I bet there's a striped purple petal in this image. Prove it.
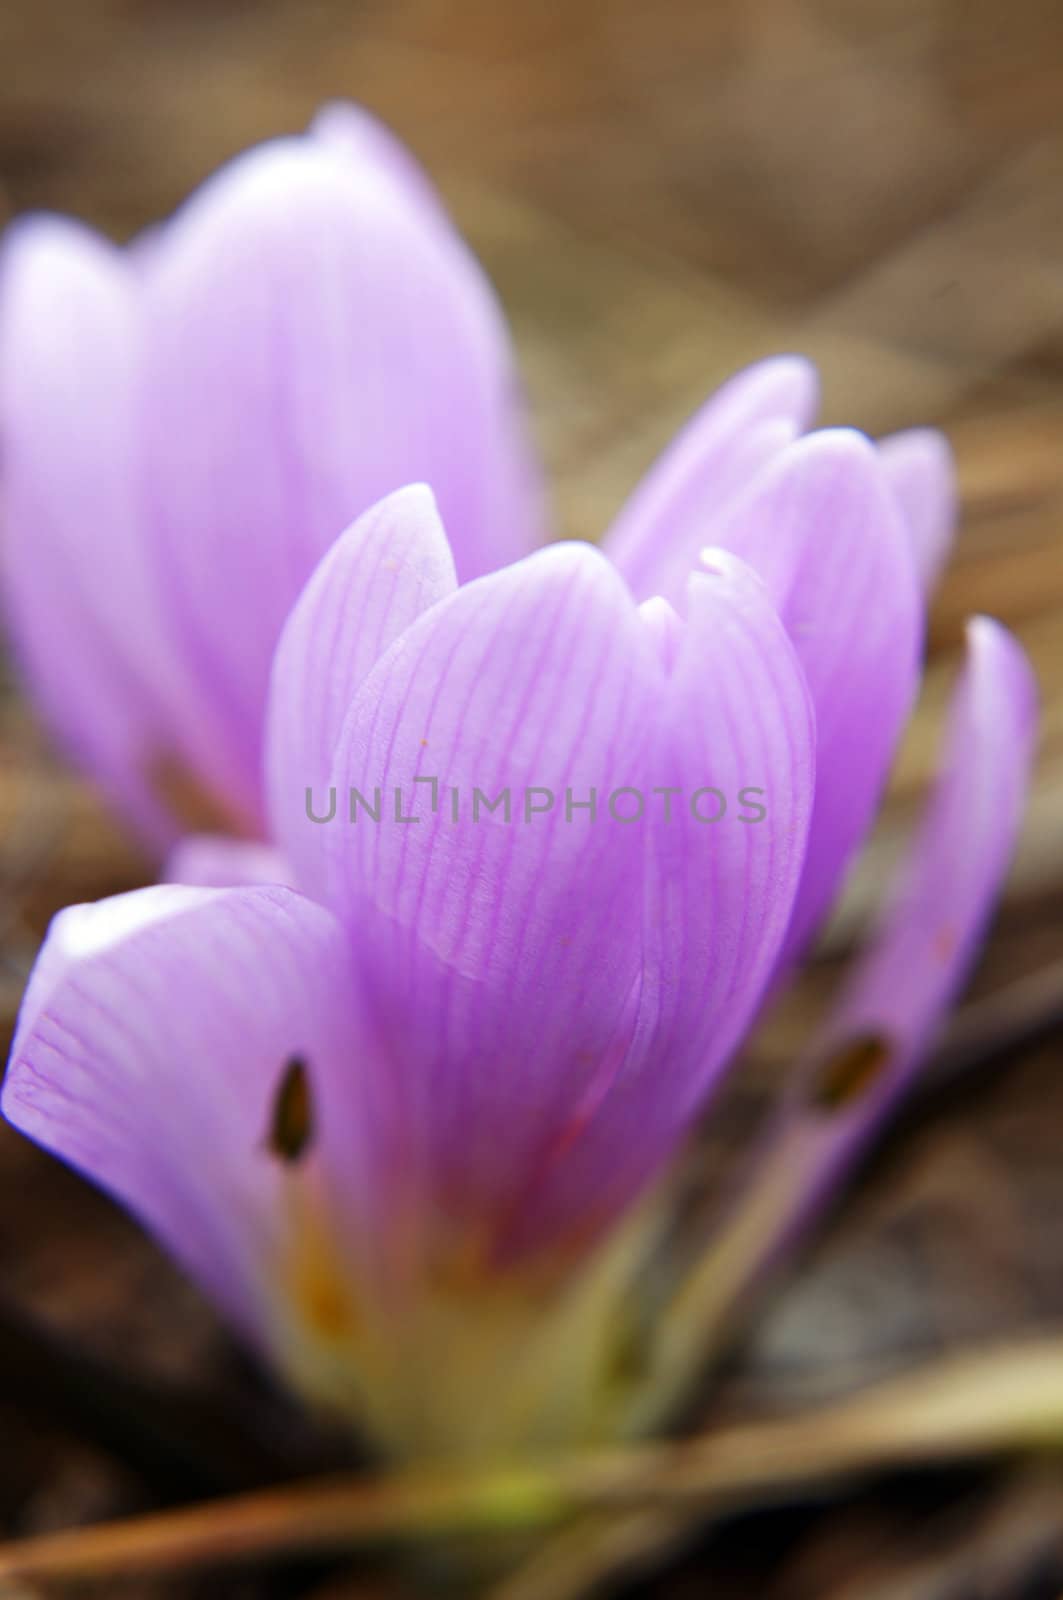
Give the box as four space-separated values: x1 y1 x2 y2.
603 354 820 607
762 617 1038 1262
2 885 368 1343
308 542 814 1264
706 430 923 968
266 484 457 900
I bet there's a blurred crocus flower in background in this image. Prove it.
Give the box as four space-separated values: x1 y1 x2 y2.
0 103 541 850
2 373 1037 1456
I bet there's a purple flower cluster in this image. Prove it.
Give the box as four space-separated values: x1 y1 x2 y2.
0 105 1037 1454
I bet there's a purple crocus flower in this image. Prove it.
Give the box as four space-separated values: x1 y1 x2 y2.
0 103 541 851
2 387 1036 1454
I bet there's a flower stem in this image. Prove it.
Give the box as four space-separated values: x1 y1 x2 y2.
4 1340 1063 1586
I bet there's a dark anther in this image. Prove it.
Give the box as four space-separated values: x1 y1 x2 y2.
809 1032 892 1112
268 1056 314 1162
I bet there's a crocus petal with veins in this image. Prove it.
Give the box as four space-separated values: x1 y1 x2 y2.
142 137 539 825
761 616 1037 1300
269 540 815 1265
3 885 369 1343
312 541 663 1259
608 392 926 965
492 552 817 1260
604 354 820 605
0 106 540 847
605 366 952 618
704 429 922 967
266 484 457 901
633 615 1038 1426
797 615 1037 1152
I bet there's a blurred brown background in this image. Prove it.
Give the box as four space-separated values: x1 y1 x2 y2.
1 2 1063 1596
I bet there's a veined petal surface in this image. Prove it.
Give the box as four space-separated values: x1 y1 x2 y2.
317 542 658 1256
3 885 368 1341
776 617 1037 1240
312 543 814 1264
707 430 922 968
502 554 816 1259
141 137 540 819
267 484 457 899
604 354 820 606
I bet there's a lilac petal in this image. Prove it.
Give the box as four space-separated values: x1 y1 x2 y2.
3 885 366 1341
818 617 1037 1094
309 101 453 231
640 556 817 1093
878 427 957 596
765 617 1037 1260
708 430 923 968
267 485 457 899
141 136 541 821
603 355 820 607
0 218 183 848
321 542 661 1250
322 544 814 1264
636 622 1036 1412
502 554 817 1260
165 835 294 890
